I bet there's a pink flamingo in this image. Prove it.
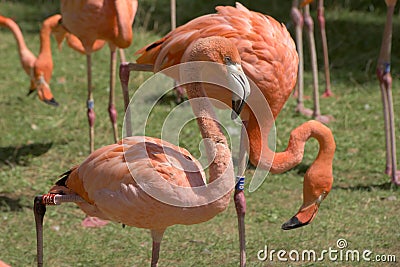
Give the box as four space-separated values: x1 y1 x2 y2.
59 0 138 153
0 15 56 104
122 3 336 266
34 36 250 267
377 0 399 184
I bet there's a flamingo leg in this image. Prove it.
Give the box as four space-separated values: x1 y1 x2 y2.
377 0 399 185
119 48 127 63
34 196 46 267
119 63 133 137
86 54 95 153
234 121 248 267
108 46 119 143
34 194 85 267
304 5 321 119
119 63 154 137
150 229 165 267
292 1 312 117
317 0 333 97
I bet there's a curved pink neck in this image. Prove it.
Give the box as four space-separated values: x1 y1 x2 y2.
247 113 335 175
186 82 232 183
1 17 29 54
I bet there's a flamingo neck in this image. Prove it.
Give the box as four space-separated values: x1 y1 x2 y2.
2 18 30 59
186 82 232 184
38 25 53 59
113 0 137 48
247 113 335 174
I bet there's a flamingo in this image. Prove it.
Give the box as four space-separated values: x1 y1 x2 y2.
0 14 105 107
377 0 399 185
32 13 107 108
291 0 333 123
59 0 138 153
123 3 336 266
34 36 250 267
0 15 56 105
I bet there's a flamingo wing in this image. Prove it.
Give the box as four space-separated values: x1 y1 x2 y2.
56 136 208 228
135 3 298 118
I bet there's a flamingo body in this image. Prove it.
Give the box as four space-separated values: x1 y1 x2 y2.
136 3 298 120
53 136 230 230
60 0 137 52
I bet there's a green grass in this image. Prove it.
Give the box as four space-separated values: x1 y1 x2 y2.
1 1 400 267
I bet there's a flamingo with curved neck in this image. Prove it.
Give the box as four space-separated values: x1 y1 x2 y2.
132 4 336 265
34 36 250 267
0 15 37 96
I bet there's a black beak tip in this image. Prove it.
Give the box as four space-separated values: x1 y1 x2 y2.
45 98 59 107
231 110 238 120
281 216 309 230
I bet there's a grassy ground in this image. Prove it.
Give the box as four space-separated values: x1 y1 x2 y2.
1 1 399 267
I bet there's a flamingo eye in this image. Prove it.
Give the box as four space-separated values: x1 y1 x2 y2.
224 56 232 64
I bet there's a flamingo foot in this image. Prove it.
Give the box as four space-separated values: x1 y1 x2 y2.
295 105 314 118
322 89 333 98
384 167 400 185
314 114 335 124
81 216 109 228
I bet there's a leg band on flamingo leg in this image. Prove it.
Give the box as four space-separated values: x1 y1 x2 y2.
235 176 245 191
384 62 391 74
87 100 95 127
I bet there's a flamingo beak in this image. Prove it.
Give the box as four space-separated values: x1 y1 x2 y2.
281 191 327 230
44 98 59 106
27 80 37 96
36 75 59 107
231 98 245 120
227 64 250 120
27 88 35 96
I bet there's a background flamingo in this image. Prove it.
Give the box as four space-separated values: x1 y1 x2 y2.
33 14 107 109
121 3 336 266
0 15 40 101
34 36 249 267
0 14 104 107
377 0 399 185
59 0 138 153
291 0 333 123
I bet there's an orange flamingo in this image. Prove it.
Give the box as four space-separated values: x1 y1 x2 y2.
291 0 333 123
0 15 56 104
0 14 104 106
33 14 107 108
59 0 138 152
34 36 250 267
377 0 399 184
125 3 336 266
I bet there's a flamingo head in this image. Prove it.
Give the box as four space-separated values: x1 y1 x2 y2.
282 160 333 230
182 36 250 119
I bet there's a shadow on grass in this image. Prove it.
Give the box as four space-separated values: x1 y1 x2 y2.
0 195 27 212
0 142 53 167
333 182 398 191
